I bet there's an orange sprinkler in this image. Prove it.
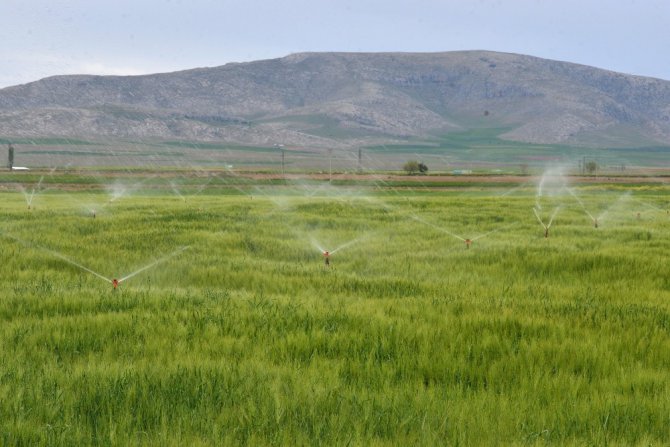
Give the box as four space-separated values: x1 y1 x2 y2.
323 251 330 266
112 278 119 290
465 239 472 249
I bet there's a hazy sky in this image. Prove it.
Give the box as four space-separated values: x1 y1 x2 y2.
1 0 668 88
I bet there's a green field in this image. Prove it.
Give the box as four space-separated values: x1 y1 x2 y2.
5 126 670 173
365 128 670 169
1 174 670 445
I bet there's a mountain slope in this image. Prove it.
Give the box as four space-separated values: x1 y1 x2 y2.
0 51 669 148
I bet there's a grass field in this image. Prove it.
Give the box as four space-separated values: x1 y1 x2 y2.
365 128 670 169
0 173 669 445
5 126 670 173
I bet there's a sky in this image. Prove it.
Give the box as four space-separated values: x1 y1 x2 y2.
1 0 668 88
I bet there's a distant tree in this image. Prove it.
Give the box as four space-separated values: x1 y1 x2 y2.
418 162 428 174
7 144 14 170
585 160 597 174
403 160 420 175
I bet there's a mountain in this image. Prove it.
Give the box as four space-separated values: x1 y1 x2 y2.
1 50 669 149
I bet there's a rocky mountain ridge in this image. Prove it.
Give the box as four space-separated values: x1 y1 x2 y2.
1 50 669 148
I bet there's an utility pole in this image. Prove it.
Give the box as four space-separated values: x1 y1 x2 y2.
275 143 285 176
328 148 332 183
8 144 14 170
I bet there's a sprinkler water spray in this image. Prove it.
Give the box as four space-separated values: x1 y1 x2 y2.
0 231 189 290
170 181 187 202
409 214 466 243
499 181 530 197
567 187 596 222
462 223 516 248
16 176 46 210
591 191 632 227
1 231 114 284
116 246 190 285
632 198 670 220
105 176 154 205
330 237 366 255
568 187 633 229
409 211 518 249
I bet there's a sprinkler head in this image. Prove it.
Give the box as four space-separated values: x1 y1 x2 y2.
594 219 598 228
465 239 472 248
544 228 549 238
112 279 119 289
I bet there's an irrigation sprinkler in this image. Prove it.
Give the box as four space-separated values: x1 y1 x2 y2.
310 235 367 266
533 206 560 238
464 239 472 249
593 218 598 229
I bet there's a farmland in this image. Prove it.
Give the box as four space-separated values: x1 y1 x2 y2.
0 170 669 445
